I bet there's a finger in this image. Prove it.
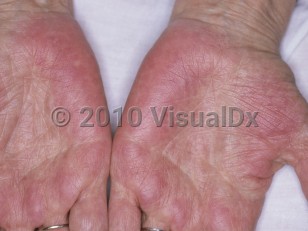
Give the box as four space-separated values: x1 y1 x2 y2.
109 183 141 231
139 181 194 231
69 174 108 231
142 212 170 231
39 214 69 230
37 223 69 231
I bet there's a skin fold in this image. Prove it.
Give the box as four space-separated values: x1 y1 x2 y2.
109 1 308 230
0 1 111 230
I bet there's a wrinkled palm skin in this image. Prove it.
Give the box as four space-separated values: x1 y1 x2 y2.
110 19 308 231
0 12 111 231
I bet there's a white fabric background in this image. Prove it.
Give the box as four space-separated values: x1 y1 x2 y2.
73 0 308 230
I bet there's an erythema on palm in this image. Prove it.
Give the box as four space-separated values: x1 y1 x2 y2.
0 5 111 231
109 18 308 231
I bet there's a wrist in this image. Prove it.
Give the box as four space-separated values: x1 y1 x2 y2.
0 0 72 16
171 0 296 53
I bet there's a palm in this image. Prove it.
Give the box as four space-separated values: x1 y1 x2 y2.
0 12 111 230
110 19 308 231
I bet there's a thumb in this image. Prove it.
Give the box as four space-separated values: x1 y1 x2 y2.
290 125 308 199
